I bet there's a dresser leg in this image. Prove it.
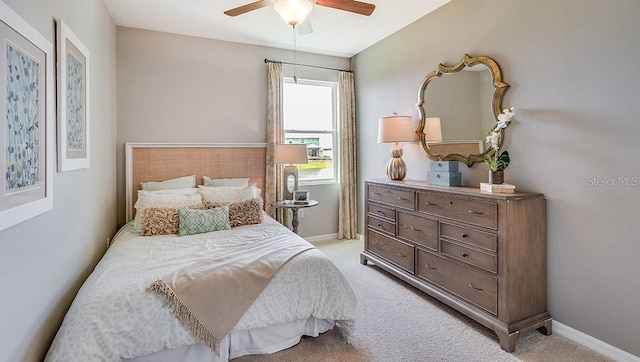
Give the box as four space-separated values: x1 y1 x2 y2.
496 329 519 353
537 317 553 336
360 253 368 265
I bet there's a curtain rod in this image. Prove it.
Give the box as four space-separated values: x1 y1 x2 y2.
264 58 352 73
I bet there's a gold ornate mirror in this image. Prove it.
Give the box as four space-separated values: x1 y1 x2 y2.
416 54 509 166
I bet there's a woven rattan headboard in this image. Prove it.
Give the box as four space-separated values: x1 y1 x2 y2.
125 143 267 222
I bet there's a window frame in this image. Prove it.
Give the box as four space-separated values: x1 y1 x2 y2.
282 77 339 185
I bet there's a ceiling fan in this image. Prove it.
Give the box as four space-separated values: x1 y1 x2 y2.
224 0 376 24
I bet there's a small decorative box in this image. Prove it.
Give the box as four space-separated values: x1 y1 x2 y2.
429 161 459 172
427 171 462 186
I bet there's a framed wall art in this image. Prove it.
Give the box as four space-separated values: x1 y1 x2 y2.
0 0 55 231
57 19 90 171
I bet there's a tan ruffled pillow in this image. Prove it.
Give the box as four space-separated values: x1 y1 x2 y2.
206 198 263 227
139 205 206 236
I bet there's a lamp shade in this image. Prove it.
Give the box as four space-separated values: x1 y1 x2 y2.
274 144 308 165
378 114 415 143
423 117 443 142
274 0 313 26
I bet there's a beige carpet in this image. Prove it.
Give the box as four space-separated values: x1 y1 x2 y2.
234 239 612 362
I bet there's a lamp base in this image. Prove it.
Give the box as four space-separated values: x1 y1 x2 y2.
282 165 299 200
386 144 407 180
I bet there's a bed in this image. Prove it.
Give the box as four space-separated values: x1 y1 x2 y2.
45 143 357 362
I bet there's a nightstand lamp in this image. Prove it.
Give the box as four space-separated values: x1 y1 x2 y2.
274 143 308 200
378 113 415 180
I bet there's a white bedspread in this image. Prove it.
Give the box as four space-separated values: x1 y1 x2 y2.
45 217 356 361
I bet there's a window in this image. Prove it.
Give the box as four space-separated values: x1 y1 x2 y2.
283 78 338 184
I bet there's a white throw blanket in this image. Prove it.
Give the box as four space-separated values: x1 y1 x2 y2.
46 217 356 361
147 237 314 354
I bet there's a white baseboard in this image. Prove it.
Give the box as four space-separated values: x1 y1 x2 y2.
553 320 639 361
304 233 338 243
304 233 364 243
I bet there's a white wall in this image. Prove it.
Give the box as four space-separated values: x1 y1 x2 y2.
116 27 350 238
353 0 640 357
0 0 117 361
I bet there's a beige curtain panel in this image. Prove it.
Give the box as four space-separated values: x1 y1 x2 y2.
338 71 357 239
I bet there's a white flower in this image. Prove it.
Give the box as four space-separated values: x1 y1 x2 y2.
496 107 514 129
486 131 500 151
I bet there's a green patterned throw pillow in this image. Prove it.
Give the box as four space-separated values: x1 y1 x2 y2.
178 206 230 236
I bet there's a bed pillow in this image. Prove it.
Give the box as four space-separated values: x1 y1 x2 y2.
206 197 264 227
140 175 196 191
133 190 203 232
178 206 231 236
198 184 261 204
139 205 206 236
202 176 250 187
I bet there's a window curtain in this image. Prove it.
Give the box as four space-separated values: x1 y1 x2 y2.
265 61 287 223
338 71 357 239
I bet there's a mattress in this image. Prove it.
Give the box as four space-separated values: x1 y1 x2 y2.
45 216 356 361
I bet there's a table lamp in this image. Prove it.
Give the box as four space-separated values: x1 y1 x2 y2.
378 113 415 180
274 143 308 200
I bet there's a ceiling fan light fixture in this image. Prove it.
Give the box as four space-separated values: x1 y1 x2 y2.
274 0 313 26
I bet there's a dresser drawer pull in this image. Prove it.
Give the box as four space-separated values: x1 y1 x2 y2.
424 201 438 206
424 263 437 270
377 223 383 227
462 253 469 258
461 233 469 238
468 209 485 215
376 210 386 215
409 226 421 232
398 197 410 201
468 283 484 291
397 252 408 258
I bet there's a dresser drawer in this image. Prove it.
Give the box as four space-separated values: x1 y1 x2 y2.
441 240 497 273
417 192 497 229
416 249 497 315
368 185 415 210
367 215 395 236
440 223 497 252
397 212 437 250
367 230 414 273
367 202 396 222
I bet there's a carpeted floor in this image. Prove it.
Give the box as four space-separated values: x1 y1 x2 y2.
234 239 612 362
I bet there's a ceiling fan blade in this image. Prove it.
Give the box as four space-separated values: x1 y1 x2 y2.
297 17 313 35
224 0 275 17
315 0 375 16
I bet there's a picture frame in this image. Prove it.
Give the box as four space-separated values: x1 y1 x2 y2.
57 19 90 171
293 190 309 204
0 1 55 231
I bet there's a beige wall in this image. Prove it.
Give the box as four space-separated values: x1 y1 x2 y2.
0 0 117 361
116 27 350 238
353 0 640 357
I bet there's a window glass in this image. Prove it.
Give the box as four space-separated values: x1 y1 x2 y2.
283 79 338 183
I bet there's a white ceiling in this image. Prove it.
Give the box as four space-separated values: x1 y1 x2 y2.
103 0 451 58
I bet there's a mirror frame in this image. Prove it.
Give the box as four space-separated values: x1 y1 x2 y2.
416 54 509 166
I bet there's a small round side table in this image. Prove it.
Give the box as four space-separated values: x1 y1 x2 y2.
271 200 318 234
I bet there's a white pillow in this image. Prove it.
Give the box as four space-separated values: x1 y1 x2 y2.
198 184 261 204
133 189 203 232
202 176 250 187
140 175 196 191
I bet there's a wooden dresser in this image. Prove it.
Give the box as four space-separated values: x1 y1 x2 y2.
361 179 551 352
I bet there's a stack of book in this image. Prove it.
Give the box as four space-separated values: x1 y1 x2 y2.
480 182 516 194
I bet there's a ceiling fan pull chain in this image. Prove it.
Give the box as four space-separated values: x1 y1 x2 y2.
293 24 298 83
